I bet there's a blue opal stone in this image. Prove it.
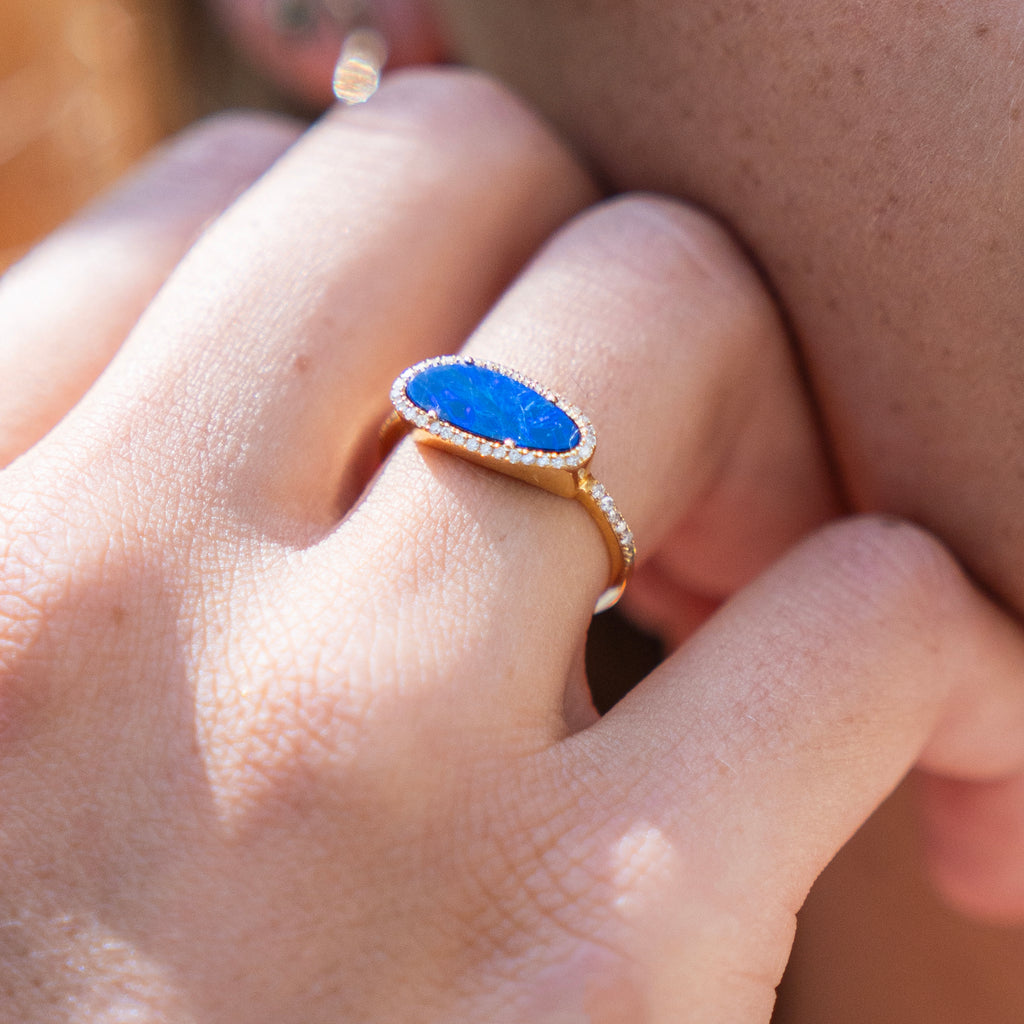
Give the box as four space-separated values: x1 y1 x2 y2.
406 362 581 452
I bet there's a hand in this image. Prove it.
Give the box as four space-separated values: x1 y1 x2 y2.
3 69 1024 1022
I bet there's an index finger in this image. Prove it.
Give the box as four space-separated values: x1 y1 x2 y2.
0 114 301 467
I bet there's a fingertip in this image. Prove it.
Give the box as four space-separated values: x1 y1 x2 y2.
919 772 1024 926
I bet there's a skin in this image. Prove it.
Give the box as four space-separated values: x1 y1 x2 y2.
422 2 1024 1019
431 0 1024 611
431 0 1024 613
0 66 1019 1021
206 0 447 105
1 2 1023 1020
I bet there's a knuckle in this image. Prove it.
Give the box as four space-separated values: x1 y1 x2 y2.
808 514 967 629
467 775 773 1012
564 195 780 353
373 65 543 135
167 110 303 171
330 66 588 185
583 195 769 304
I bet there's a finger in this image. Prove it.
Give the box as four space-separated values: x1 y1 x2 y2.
0 113 300 468
569 517 1024 1012
341 194 836 724
918 769 1024 923
40 68 596 536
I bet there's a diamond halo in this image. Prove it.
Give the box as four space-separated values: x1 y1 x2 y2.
390 355 598 471
387 355 633 612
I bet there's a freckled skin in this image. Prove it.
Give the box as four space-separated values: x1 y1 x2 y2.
434 0 1024 617
431 3 1024 1021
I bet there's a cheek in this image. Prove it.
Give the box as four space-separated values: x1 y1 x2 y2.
434 0 1024 616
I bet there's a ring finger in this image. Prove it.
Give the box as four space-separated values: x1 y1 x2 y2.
327 193 839 733
25 69 597 545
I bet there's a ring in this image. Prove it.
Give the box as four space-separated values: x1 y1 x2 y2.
381 356 635 613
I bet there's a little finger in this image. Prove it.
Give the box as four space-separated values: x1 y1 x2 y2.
560 517 1024 1018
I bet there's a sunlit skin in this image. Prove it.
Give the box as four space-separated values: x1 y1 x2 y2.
434 0 1024 613
428 2 1024 1020
2 1 1024 1020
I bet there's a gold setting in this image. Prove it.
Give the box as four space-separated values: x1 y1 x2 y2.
383 356 635 613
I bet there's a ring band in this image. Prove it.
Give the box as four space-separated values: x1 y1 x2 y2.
381 356 635 613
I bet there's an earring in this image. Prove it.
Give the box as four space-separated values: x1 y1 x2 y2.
332 25 388 104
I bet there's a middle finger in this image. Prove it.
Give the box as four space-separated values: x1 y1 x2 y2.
30 69 595 540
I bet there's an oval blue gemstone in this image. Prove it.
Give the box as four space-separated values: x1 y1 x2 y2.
406 362 581 452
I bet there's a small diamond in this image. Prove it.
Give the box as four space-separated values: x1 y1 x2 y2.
521 453 536 466
537 455 550 467
508 450 523 464
466 438 480 452
428 421 442 435
441 426 453 440
600 496 616 513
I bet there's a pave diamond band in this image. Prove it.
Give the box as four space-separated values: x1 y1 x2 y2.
382 356 635 613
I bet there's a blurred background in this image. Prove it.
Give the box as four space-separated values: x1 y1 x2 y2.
0 0 291 270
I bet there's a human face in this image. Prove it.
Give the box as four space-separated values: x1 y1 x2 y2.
434 0 1024 615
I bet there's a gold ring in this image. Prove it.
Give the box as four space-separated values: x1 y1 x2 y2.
381 356 635 613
